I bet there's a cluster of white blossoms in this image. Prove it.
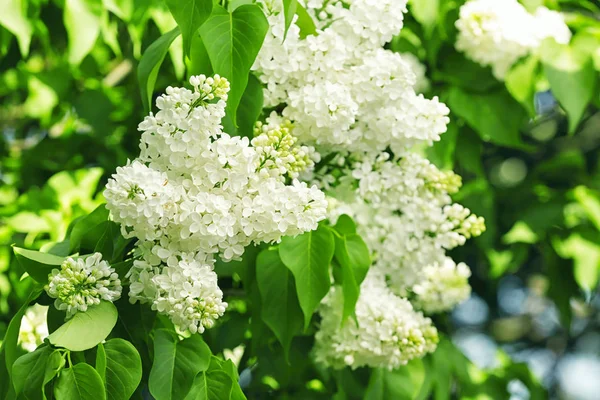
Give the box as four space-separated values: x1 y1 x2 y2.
254 0 484 370
18 304 48 352
314 273 439 369
399 52 430 94
455 0 571 79
45 253 122 318
253 0 450 155
105 75 327 333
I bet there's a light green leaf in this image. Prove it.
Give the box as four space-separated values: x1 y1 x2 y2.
138 27 181 114
295 2 317 38
256 248 304 360
0 0 32 56
447 86 530 149
282 0 297 39
541 39 597 134
48 301 118 352
166 0 212 56
103 0 133 21
64 0 103 65
149 330 212 400
13 247 66 284
279 225 335 330
103 339 142 400
573 186 600 231
7 212 51 233
505 56 539 116
332 215 356 236
553 234 600 291
199 4 268 124
503 221 539 245
409 0 439 33
13 346 64 400
333 233 370 322
54 363 106 400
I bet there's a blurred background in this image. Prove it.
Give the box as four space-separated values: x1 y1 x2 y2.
1 0 600 399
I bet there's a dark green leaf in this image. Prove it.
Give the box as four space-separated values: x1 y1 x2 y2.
69 204 110 254
103 339 143 400
2 285 43 378
256 248 304 360
138 27 181 114
447 86 530 149
279 225 335 330
54 363 106 400
166 0 212 56
333 233 370 321
13 346 64 400
13 247 65 284
148 330 212 400
236 73 263 137
199 4 268 124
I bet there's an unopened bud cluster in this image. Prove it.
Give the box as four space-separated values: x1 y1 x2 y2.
45 253 122 318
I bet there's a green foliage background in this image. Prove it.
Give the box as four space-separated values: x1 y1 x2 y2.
1 0 600 398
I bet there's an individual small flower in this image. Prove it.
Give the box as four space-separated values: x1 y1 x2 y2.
46 253 122 318
314 273 439 370
18 304 49 352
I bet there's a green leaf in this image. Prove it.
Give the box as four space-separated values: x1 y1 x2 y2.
102 339 143 400
553 234 600 291
0 0 32 56
93 222 118 261
573 186 600 231
409 0 439 33
505 56 539 116
365 359 426 400
185 370 232 400
13 346 64 399
69 204 110 254
279 225 335 330
541 39 597 133
1 286 43 378
138 27 181 114
447 86 530 149
332 215 356 236
333 233 370 322
96 343 107 382
48 301 118 352
295 2 317 38
149 330 212 400
282 0 298 39
166 0 212 56
256 248 304 360
236 73 263 137
64 0 103 65
427 120 458 170
13 247 66 284
199 4 268 124
54 363 106 400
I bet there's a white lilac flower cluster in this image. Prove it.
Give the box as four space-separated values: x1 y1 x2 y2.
455 0 571 79
18 304 49 352
314 272 439 370
45 253 122 318
104 75 327 334
254 0 484 370
399 52 430 94
253 0 450 155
